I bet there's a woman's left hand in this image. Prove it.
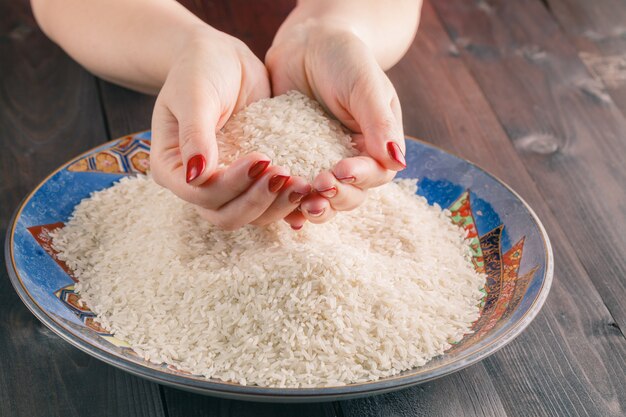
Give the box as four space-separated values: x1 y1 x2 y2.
266 20 406 228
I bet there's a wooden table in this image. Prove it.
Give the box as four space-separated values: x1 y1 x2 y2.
1 0 625 415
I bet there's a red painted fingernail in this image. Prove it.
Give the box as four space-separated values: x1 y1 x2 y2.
318 186 337 198
386 142 406 168
248 160 270 179
335 175 356 184
268 175 290 193
307 208 325 217
291 224 303 231
289 192 305 204
186 154 206 183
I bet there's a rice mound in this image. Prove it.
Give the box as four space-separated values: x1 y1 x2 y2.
51 91 485 388
217 91 358 181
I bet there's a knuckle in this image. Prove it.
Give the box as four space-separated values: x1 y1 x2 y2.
239 197 264 213
178 124 205 151
369 116 397 134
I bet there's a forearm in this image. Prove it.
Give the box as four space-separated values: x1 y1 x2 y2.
31 0 213 94
275 0 422 70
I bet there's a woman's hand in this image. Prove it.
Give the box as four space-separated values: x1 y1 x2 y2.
266 21 406 227
151 28 311 230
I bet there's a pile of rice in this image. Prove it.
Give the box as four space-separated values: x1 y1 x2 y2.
51 91 485 388
217 91 358 180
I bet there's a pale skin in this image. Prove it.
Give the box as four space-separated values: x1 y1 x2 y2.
32 0 422 230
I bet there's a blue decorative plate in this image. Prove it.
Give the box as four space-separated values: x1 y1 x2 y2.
5 132 553 402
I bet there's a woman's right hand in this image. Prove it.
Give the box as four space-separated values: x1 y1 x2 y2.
151 28 311 230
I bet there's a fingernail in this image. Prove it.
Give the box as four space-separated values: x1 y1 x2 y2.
268 175 290 193
291 224 303 231
335 175 356 184
248 160 270 179
318 186 337 198
386 142 406 168
186 154 206 183
307 208 325 217
289 192 305 204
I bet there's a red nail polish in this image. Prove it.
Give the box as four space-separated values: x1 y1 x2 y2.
318 186 337 198
186 154 206 183
386 142 406 168
289 191 305 204
307 208 325 217
335 175 356 184
248 160 270 179
268 175 290 193
291 224 303 231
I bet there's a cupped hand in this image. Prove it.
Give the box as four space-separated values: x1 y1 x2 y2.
151 28 310 230
266 21 406 227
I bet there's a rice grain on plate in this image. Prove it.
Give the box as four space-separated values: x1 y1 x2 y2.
52 91 485 388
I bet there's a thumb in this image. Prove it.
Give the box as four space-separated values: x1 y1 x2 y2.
351 77 406 171
178 107 220 186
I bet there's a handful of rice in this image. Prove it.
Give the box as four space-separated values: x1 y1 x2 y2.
52 91 485 388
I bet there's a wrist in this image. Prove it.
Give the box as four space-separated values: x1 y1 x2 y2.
273 1 421 70
273 17 363 50
164 24 242 77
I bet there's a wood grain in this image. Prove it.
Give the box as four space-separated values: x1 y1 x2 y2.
430 0 626 331
0 1 166 416
544 0 626 117
97 80 155 139
340 366 508 417
160 388 339 417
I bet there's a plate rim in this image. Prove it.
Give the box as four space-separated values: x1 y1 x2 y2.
4 132 554 400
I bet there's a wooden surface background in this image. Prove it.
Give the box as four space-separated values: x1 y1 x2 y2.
1 0 625 416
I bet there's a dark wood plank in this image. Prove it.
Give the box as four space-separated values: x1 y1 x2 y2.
544 0 626 117
340 2 626 416
340 366 508 417
430 0 626 331
0 2 166 416
160 388 338 417
97 80 154 139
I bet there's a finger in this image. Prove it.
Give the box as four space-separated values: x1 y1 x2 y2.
332 156 396 189
284 210 307 231
198 166 290 230
351 72 406 171
175 97 221 185
313 171 367 212
235 50 272 109
300 193 336 224
150 100 185 188
191 152 271 209
390 95 403 129
251 177 311 226
152 151 272 210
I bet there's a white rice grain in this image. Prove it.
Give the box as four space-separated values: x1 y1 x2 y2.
51 91 485 388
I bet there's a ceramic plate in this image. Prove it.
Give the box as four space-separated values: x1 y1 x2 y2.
5 132 553 402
